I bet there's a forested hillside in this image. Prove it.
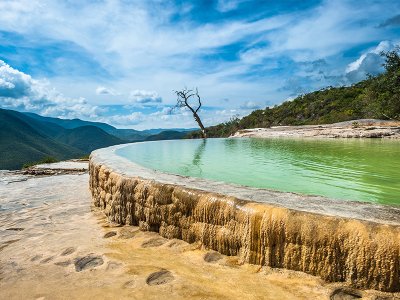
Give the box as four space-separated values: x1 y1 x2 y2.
145 130 187 141
0 109 84 169
55 126 124 153
189 48 400 138
0 109 193 169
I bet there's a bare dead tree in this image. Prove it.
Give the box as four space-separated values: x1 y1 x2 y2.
173 88 207 138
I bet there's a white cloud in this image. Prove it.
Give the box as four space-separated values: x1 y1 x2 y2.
0 78 15 89
346 41 394 72
100 112 144 126
276 1 382 59
96 86 119 96
345 41 398 82
0 59 103 119
240 101 264 110
129 90 162 104
216 0 248 12
0 0 289 78
239 0 389 65
0 60 34 99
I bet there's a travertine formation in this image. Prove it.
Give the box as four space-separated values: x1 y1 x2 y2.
0 164 337 300
232 119 400 139
89 158 400 292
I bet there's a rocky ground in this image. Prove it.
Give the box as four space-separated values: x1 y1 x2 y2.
0 161 398 299
232 119 400 139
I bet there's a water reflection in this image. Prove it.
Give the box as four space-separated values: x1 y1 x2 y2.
192 139 207 167
181 139 207 176
223 138 239 152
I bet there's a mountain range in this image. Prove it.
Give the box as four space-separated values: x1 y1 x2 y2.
0 108 193 170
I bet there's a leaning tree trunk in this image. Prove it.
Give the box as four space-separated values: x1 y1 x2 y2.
193 112 207 138
174 88 207 139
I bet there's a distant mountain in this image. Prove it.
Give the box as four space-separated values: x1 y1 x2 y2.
22 112 179 142
1 108 195 169
114 128 195 141
23 111 195 141
24 112 116 132
106 128 148 141
11 111 67 138
0 109 84 170
141 128 196 135
145 130 188 141
55 126 125 153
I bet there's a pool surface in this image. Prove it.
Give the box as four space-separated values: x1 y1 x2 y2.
116 138 400 205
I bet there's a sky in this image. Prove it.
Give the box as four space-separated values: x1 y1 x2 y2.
0 0 399 130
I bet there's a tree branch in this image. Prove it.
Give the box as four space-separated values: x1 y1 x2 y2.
173 87 207 138
195 89 202 113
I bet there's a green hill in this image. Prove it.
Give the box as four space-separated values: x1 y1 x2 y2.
0 108 193 169
145 130 188 141
0 109 84 170
0 109 129 170
142 128 196 135
189 48 400 138
106 128 149 142
24 112 147 142
24 112 116 132
22 111 195 142
55 126 125 153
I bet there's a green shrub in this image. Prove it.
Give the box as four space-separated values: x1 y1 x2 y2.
22 156 59 169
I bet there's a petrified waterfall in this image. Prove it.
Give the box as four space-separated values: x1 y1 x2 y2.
89 160 400 292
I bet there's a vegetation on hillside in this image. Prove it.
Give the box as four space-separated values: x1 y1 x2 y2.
54 125 125 153
0 110 124 170
189 48 400 138
0 109 84 170
145 130 188 141
0 108 193 170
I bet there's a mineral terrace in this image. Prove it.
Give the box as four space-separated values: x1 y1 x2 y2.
232 119 400 139
89 144 400 295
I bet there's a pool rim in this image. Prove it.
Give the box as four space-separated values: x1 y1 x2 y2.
90 141 400 226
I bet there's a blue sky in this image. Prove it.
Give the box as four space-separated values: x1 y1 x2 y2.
0 0 399 129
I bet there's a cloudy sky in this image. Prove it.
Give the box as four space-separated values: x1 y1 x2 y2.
0 0 399 129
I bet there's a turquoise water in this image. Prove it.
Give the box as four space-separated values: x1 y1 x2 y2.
116 138 400 205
